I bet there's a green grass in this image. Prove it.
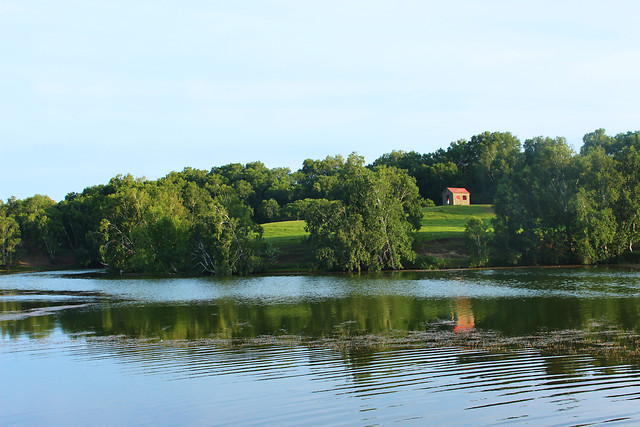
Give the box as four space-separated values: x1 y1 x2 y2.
417 204 494 242
261 204 496 271
262 220 313 271
412 204 495 268
262 220 308 239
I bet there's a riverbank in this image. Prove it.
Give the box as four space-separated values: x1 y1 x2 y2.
0 252 77 274
5 204 637 275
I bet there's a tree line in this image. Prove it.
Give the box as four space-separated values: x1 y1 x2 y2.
351 128 640 267
1 128 639 273
489 130 640 266
0 153 424 273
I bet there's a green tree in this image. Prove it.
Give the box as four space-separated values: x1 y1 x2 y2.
0 210 21 266
581 128 617 155
281 199 314 220
97 173 266 275
465 217 490 267
493 132 640 265
57 186 108 266
257 198 281 223
98 178 151 272
571 188 617 263
615 146 640 253
190 198 265 275
297 155 345 199
6 194 62 260
492 137 576 265
468 131 522 203
570 146 622 263
423 161 460 203
304 198 369 271
305 154 423 272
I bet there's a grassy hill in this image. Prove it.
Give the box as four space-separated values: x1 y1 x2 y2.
261 220 312 271
262 204 495 271
413 204 494 268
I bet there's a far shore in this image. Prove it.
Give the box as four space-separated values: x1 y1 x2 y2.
3 262 639 277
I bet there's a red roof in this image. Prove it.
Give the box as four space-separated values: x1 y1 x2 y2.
444 187 470 194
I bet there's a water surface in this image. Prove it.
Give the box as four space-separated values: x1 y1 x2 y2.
2 267 640 425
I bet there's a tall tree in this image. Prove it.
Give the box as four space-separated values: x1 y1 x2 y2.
0 209 21 266
5 194 60 260
615 146 640 253
305 154 423 272
464 217 490 267
493 137 576 264
571 146 622 263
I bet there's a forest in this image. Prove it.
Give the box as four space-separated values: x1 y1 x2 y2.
1 128 639 274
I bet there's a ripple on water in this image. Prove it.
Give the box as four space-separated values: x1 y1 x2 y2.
5 336 640 425
3 268 640 424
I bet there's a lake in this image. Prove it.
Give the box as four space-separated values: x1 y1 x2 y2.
2 267 640 425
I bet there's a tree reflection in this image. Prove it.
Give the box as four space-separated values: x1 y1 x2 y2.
2 294 640 348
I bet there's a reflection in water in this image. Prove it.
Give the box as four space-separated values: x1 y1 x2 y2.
3 268 640 425
4 294 640 341
454 298 475 332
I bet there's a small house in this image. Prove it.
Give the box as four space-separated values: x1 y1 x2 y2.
442 187 470 206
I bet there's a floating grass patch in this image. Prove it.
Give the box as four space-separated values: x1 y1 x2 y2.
86 321 640 366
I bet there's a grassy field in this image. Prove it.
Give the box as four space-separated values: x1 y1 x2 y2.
261 220 313 271
417 204 494 240
261 204 495 271
413 204 494 267
261 220 307 240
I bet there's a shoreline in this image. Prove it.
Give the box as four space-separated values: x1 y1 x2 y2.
3 262 639 277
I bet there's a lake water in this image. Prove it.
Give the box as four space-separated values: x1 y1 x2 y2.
3 267 640 425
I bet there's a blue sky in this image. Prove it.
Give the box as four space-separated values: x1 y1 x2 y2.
1 0 639 201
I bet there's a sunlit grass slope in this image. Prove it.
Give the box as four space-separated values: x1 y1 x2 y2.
262 205 495 271
417 204 494 241
413 204 494 268
261 220 313 271
261 220 307 239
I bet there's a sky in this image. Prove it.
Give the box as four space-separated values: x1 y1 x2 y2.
1 0 639 201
